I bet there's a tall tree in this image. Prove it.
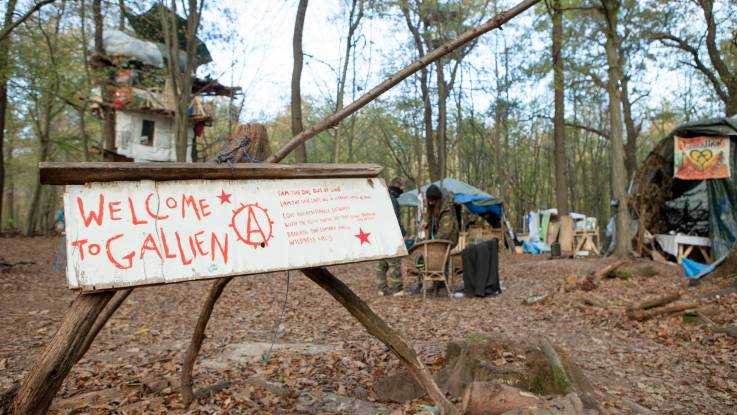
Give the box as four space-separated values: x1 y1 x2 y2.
400 1 438 180
550 0 574 251
291 0 309 163
332 0 364 163
0 0 18 229
161 0 204 162
92 0 116 156
23 2 66 235
601 0 630 257
0 0 56 228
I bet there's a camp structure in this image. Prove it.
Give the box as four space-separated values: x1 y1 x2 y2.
89 5 240 162
397 178 514 249
631 116 737 277
520 209 600 256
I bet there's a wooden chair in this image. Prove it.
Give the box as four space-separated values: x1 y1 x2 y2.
409 240 453 299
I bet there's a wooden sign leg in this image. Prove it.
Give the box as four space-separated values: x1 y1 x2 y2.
11 291 114 415
301 267 459 415
180 277 234 406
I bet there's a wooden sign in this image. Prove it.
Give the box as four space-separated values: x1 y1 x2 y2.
48 163 406 291
674 136 731 180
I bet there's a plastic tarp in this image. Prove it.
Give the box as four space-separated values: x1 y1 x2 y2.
124 4 212 66
397 178 503 216
707 143 737 259
628 116 737 278
102 29 190 70
523 240 550 254
682 258 717 279
527 211 540 243
103 30 164 67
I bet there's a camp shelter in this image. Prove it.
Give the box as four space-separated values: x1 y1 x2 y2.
631 116 737 276
397 178 513 247
397 178 503 218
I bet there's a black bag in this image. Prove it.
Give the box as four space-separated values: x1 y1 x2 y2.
461 238 501 297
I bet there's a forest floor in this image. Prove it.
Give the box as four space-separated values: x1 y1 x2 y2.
1 236 736 414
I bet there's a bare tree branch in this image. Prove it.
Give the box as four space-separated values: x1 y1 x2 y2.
650 30 728 104
0 0 56 42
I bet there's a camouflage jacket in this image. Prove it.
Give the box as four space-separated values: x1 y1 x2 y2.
429 192 459 247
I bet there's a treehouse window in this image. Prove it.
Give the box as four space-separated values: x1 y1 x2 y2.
140 120 155 146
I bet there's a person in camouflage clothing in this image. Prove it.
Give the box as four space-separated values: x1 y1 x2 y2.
424 184 459 247
377 177 406 296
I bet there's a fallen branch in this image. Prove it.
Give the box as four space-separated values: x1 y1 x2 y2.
627 291 681 312
593 260 627 279
627 301 700 321
694 311 737 339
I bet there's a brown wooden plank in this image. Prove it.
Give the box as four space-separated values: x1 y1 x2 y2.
40 162 383 185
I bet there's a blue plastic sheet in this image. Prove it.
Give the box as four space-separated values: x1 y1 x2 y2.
681 258 717 279
707 149 737 259
522 240 550 254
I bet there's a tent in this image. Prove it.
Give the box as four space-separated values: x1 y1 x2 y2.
631 116 737 277
397 178 503 217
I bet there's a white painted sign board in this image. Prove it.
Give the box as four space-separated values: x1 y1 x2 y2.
63 178 406 291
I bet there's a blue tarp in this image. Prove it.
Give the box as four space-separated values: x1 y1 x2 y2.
397 178 503 216
522 240 550 254
682 258 717 279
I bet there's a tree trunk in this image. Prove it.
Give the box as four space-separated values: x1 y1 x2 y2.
551 0 573 252
160 0 201 163
117 0 125 30
332 0 363 163
5 133 14 231
436 60 448 179
93 0 116 157
0 0 18 230
621 76 638 181
400 3 439 181
12 292 115 415
291 0 309 163
601 0 630 258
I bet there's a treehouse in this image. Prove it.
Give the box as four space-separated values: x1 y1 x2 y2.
89 5 239 162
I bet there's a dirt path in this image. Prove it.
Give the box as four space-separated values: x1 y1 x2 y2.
1 237 735 413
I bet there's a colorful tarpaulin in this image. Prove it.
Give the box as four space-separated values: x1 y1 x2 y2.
674 136 730 180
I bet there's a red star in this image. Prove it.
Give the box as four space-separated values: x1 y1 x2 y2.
217 190 232 205
355 228 371 245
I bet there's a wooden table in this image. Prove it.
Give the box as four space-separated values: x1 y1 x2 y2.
655 234 713 264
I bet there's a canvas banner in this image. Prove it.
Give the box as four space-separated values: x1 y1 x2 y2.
63 177 406 291
674 136 731 180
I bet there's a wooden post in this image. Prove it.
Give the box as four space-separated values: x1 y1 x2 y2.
12 291 114 415
301 267 459 415
181 277 234 406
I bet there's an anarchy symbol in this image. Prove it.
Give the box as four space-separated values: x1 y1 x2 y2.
230 203 274 248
